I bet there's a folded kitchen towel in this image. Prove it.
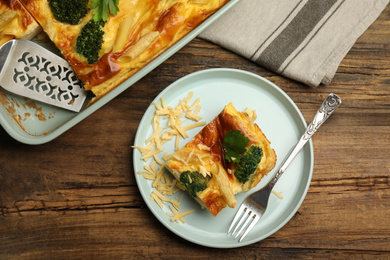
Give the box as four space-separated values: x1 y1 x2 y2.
199 0 389 87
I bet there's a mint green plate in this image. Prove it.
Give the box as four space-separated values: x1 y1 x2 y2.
0 0 240 145
133 68 314 248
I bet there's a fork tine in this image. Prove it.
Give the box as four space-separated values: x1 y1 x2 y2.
228 204 247 234
239 214 260 242
234 210 253 238
231 207 249 235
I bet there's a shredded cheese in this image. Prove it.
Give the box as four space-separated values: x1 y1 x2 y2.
150 193 164 208
187 98 200 111
166 204 195 223
132 91 206 223
162 152 172 161
272 190 284 199
197 143 210 151
153 154 164 165
186 148 196 163
170 209 195 223
199 165 211 177
195 154 206 166
185 91 194 106
152 164 165 188
150 161 158 172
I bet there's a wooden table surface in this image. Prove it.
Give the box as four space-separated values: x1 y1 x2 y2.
1 4 389 260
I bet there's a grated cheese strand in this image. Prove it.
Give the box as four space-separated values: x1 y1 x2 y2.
135 91 208 223
153 154 164 165
152 165 165 188
185 91 194 107
171 209 195 223
150 161 158 173
162 152 172 161
186 148 196 163
168 205 186 223
150 193 164 208
196 154 206 166
187 98 200 111
175 134 181 151
272 190 284 199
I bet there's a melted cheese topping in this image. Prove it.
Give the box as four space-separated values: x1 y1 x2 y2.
18 0 229 104
0 0 40 45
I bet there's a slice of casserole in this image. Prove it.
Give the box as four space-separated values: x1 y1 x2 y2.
0 0 41 46
166 103 277 216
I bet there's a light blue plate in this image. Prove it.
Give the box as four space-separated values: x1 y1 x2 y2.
133 68 314 248
0 0 240 145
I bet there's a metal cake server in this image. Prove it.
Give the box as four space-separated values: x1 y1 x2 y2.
0 39 87 112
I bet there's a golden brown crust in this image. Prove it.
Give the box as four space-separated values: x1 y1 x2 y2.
201 190 227 216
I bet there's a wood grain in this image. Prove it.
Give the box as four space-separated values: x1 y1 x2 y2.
1 4 389 259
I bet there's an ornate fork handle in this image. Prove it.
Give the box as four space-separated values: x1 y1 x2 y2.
268 93 342 190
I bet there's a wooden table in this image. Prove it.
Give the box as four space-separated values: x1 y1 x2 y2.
1 5 389 259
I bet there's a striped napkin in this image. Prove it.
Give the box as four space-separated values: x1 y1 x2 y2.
199 0 389 87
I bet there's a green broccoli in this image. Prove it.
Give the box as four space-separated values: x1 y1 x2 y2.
48 0 89 25
76 20 105 64
234 145 263 184
179 171 211 197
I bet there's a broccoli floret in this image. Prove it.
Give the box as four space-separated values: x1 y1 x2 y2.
179 171 211 197
48 0 89 25
234 145 263 184
76 20 105 64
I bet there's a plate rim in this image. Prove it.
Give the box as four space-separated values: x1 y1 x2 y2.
133 68 314 248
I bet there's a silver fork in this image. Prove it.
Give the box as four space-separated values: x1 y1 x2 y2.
228 93 342 242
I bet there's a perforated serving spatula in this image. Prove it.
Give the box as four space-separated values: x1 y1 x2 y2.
0 39 88 112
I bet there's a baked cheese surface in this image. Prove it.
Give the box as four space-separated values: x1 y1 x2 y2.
166 103 277 216
0 0 41 46
18 0 229 104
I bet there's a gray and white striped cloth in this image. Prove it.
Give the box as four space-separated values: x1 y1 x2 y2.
199 0 389 87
